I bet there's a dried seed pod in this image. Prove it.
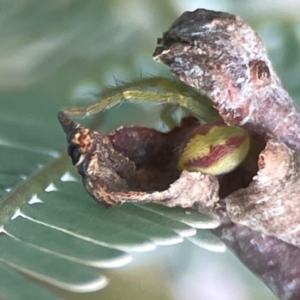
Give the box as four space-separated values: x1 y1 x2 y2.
154 8 300 151
58 8 300 300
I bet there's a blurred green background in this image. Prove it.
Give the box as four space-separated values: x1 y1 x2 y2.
1 0 300 299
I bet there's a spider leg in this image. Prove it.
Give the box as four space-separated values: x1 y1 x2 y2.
64 77 220 122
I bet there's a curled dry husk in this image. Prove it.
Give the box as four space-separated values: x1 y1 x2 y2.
59 9 300 300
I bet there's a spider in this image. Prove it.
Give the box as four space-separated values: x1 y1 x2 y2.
63 76 250 176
